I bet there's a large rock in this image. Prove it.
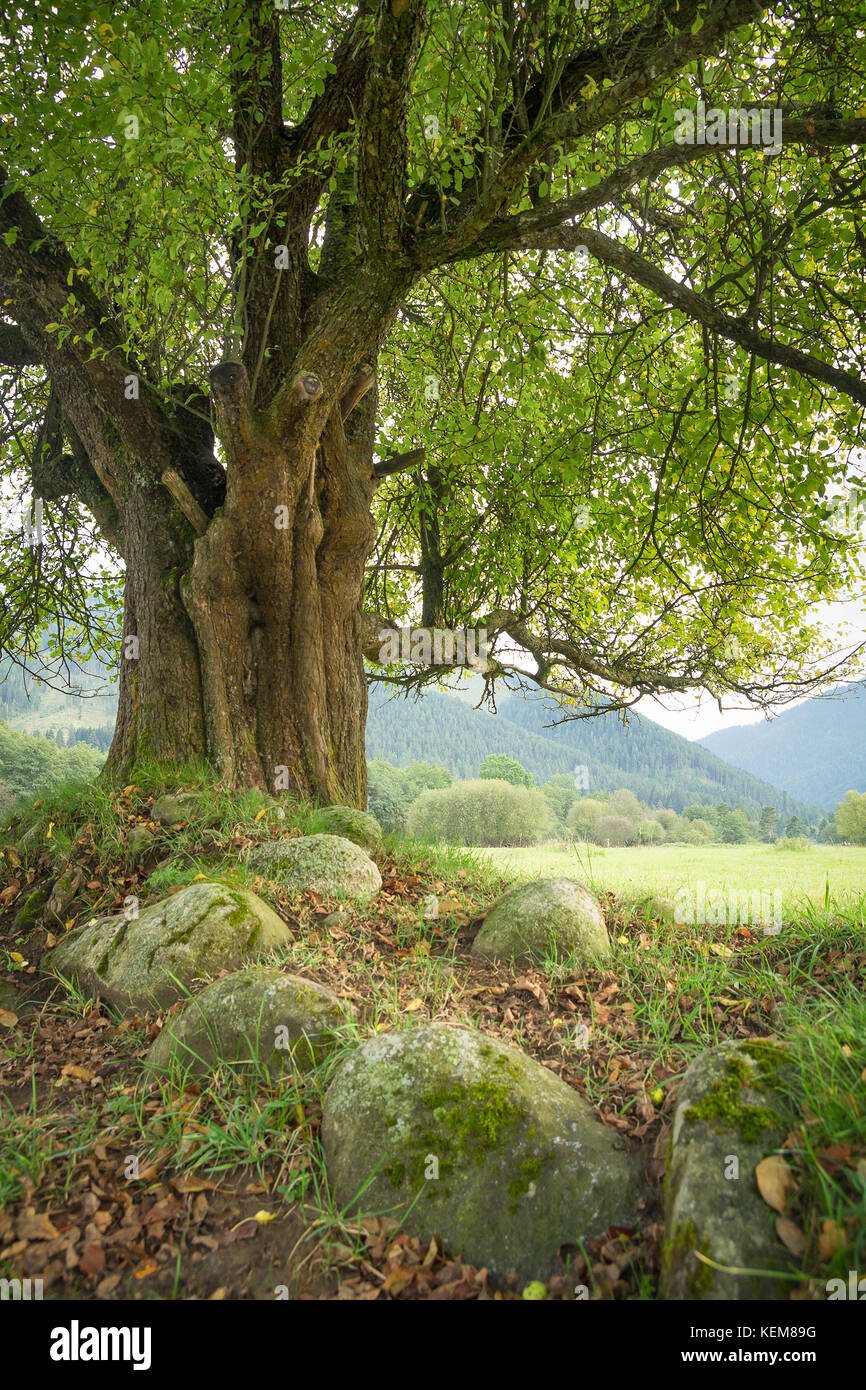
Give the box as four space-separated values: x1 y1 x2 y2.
126 825 155 858
472 877 610 967
248 834 381 901
312 806 383 854
150 793 202 827
145 965 352 1078
322 1022 643 1281
660 1040 794 1300
49 882 290 1015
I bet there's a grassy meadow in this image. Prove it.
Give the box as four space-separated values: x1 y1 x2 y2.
479 840 866 914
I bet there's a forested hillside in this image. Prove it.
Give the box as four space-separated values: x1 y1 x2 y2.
701 683 866 810
0 656 116 748
0 651 821 820
366 684 817 819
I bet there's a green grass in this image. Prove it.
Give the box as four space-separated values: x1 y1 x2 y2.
479 841 866 909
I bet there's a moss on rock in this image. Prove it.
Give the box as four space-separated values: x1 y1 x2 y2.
661 1040 794 1301
311 806 383 854
322 1022 645 1281
471 877 610 967
248 833 381 901
49 882 291 1015
144 965 352 1079
13 885 50 929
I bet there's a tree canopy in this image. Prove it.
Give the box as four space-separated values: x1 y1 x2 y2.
1 1 865 796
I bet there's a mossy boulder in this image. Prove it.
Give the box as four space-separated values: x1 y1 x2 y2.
150 793 203 827
472 877 610 967
126 825 155 858
16 822 44 853
660 1040 794 1300
0 978 22 1014
322 1022 644 1281
49 882 291 1015
248 834 381 901
144 965 352 1078
13 884 50 929
313 806 383 854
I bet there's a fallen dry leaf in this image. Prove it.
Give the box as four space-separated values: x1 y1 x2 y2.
16 1212 59 1241
0 1007 18 1028
775 1217 807 1256
755 1154 795 1214
79 1243 106 1277
817 1219 847 1261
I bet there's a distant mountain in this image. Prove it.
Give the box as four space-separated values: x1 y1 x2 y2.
367 682 818 820
699 682 866 811
1 645 825 820
0 655 116 744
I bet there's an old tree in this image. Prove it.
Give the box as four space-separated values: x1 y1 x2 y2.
1 0 865 803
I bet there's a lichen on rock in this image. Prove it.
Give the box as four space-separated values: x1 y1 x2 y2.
48 881 291 1015
311 806 383 854
471 876 610 967
144 965 353 1078
248 833 381 901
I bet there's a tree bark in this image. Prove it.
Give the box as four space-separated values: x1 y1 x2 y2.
104 363 380 804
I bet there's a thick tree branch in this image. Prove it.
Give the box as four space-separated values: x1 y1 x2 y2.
0 167 177 493
208 362 259 454
463 118 866 259
358 0 426 262
0 322 39 367
372 446 425 478
500 223 866 406
482 608 694 694
161 468 210 536
417 0 771 266
341 362 375 419
279 3 372 183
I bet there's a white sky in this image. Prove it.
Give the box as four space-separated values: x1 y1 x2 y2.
636 597 866 741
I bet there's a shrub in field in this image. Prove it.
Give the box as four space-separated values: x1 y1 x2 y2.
567 796 606 835
590 814 638 847
366 758 413 835
407 778 551 846
833 790 866 845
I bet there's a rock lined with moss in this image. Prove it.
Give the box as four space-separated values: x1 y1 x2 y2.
322 1022 643 1281
313 806 383 854
49 882 290 1015
472 877 609 967
14 884 50 929
126 825 155 858
17 822 43 853
248 833 381 901
150 793 203 827
660 1040 793 1300
145 965 352 1078
0 978 22 1015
